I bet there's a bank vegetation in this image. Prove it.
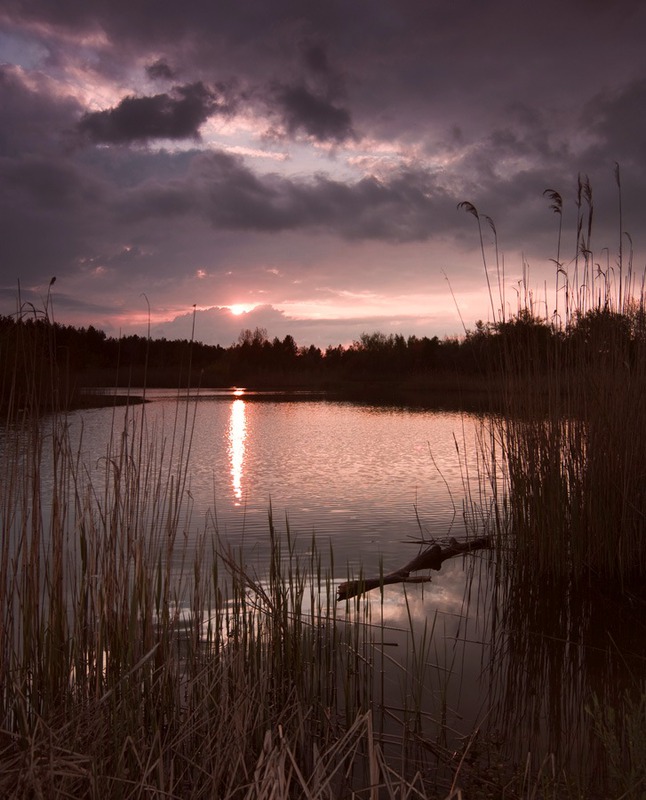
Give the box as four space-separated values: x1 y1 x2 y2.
1 175 645 797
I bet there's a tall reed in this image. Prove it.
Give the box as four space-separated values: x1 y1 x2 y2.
459 175 646 797
461 176 646 587
0 314 480 798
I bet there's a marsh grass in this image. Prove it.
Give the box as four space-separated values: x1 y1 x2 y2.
5 179 646 797
459 174 646 798
495 314 646 587
0 333 493 798
460 173 646 586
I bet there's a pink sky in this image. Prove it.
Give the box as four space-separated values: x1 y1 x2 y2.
1 1 645 347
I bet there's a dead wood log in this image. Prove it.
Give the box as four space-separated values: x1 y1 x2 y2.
336 536 492 601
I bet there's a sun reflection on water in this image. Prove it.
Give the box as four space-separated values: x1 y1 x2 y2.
228 398 246 504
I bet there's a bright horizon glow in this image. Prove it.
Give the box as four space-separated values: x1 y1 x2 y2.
276 291 457 320
229 304 257 316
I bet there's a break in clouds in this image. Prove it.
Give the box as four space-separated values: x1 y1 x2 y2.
1 0 646 344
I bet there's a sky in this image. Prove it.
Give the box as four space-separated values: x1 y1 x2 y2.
1 0 646 348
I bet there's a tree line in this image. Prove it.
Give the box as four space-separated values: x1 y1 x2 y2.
1 303 644 413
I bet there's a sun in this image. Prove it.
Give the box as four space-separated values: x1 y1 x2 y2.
229 304 254 315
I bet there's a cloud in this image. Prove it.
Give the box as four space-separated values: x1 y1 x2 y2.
3 0 646 342
146 59 176 82
583 79 646 167
78 81 230 143
191 151 453 240
107 149 454 241
274 84 354 143
0 65 81 156
301 43 329 75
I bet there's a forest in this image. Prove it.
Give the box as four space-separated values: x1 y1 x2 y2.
1 302 644 414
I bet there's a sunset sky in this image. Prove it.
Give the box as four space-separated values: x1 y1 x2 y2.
1 1 645 347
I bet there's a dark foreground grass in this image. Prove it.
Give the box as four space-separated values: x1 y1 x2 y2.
0 392 494 799
2 380 645 799
458 174 646 588
457 176 646 799
3 174 646 796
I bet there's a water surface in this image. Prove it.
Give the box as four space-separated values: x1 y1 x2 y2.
7 388 641 791
76 388 484 574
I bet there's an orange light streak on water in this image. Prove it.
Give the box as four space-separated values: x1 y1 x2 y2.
228 398 246 504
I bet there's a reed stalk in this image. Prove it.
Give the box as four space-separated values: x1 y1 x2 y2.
460 174 646 587
0 328 485 798
458 175 646 797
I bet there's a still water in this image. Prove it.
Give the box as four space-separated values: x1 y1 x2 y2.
11 388 641 789
76 388 484 573
70 389 497 768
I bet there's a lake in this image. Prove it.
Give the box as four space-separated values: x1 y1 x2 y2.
73 388 486 571
60 389 496 737
6 387 643 791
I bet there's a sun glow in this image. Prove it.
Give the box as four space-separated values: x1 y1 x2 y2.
229 304 255 315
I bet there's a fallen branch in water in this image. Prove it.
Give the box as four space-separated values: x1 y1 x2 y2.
337 536 492 601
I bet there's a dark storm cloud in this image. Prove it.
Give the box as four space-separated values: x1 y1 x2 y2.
0 140 459 301
181 151 448 240
0 152 114 283
3 0 646 339
146 59 176 82
117 179 198 222
275 84 354 143
1 156 103 209
269 40 355 143
7 2 645 155
301 43 329 75
108 149 452 240
0 65 81 156
78 82 228 144
583 78 646 166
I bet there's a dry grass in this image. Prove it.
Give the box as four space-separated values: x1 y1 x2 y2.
458 174 646 588
0 372 479 798
458 176 646 799
4 178 646 797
